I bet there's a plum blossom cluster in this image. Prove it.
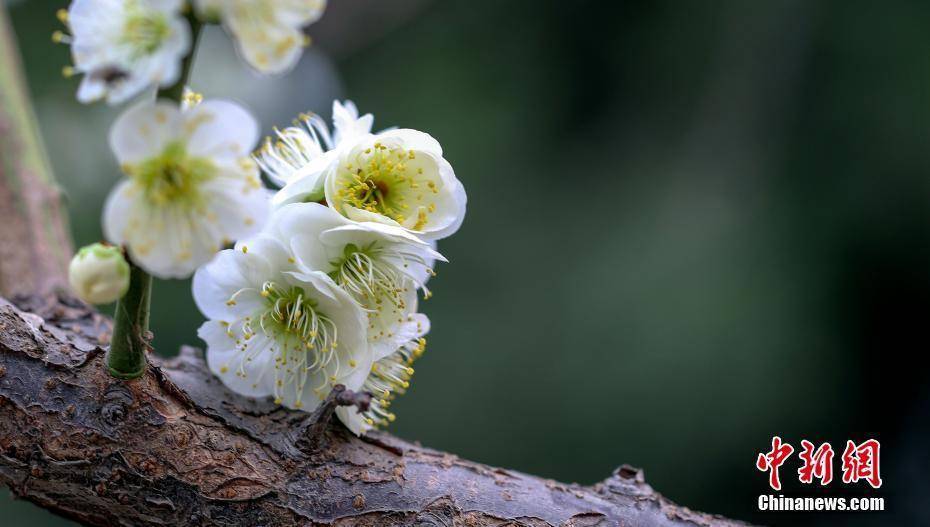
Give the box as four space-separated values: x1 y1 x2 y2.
56 0 328 105
55 0 333 273
194 101 465 434
62 0 465 435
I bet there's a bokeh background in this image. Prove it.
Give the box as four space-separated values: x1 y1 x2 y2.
3 0 929 525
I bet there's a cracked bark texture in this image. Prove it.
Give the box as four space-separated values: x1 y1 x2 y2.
0 295 750 527
0 5 752 526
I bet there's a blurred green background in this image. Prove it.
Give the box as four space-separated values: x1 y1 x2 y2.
4 0 930 525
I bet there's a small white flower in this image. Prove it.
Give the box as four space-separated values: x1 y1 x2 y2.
104 97 270 279
63 0 191 105
325 130 467 240
336 318 429 435
69 243 130 304
271 202 442 359
194 0 327 74
193 236 372 409
255 100 372 207
256 100 467 240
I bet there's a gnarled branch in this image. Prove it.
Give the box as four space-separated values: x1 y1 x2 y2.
0 294 750 527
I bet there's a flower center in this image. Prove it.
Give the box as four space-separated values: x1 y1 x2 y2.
121 8 170 57
258 282 337 351
329 242 410 311
338 143 427 226
129 142 215 207
225 280 341 407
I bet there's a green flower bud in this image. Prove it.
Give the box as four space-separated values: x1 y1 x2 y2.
69 243 130 304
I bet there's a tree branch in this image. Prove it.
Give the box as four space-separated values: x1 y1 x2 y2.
0 294 751 527
0 7 72 297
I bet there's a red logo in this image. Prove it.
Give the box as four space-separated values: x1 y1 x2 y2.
841 439 882 489
756 436 794 491
756 437 881 490
798 440 834 485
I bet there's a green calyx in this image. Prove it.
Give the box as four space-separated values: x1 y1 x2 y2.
76 243 130 278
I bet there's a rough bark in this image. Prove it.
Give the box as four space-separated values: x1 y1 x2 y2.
0 293 751 527
0 8 72 298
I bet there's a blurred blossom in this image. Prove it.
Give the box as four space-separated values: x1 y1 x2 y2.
63 0 190 105
193 0 327 74
103 98 270 278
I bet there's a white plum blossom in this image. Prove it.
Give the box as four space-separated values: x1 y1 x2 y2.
270 202 441 360
324 129 467 241
193 236 372 409
256 100 467 241
103 97 270 278
68 243 130 304
62 0 191 105
193 0 327 74
255 100 372 207
337 319 429 435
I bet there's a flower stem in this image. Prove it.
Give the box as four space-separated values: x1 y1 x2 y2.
107 262 152 379
158 12 203 102
106 14 204 380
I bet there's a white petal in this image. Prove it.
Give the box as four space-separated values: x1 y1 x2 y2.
104 183 228 279
147 18 191 87
185 100 259 159
69 0 124 35
132 207 199 278
342 204 404 227
76 77 107 104
369 289 420 361
271 202 345 267
101 179 135 246
337 351 374 391
200 165 271 238
275 0 327 26
378 128 443 156
192 249 263 320
409 312 431 336
319 223 439 256
422 168 467 241
332 100 373 146
269 153 334 206
335 406 369 436
104 73 153 106
283 270 340 302
201 321 274 398
272 173 326 207
228 21 304 74
109 100 182 163
290 348 372 414
270 201 343 235
233 235 297 282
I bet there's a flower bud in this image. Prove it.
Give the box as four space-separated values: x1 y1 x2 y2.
69 243 130 304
